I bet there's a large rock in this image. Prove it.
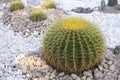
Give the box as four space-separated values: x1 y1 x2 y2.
114 46 120 54
71 7 93 13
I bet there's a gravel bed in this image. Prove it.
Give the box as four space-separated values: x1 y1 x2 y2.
0 0 120 80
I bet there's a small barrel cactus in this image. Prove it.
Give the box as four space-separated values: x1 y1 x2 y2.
42 0 56 9
10 1 24 12
29 10 47 22
43 17 106 73
108 0 118 6
101 0 106 10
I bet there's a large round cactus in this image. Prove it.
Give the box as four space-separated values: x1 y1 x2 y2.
43 17 106 73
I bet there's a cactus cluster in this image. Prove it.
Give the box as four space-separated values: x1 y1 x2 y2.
43 17 106 73
29 10 47 22
10 1 24 12
42 0 56 9
108 0 118 6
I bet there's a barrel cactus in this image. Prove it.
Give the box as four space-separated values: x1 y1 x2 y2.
108 0 118 6
101 0 106 10
29 10 47 22
43 17 106 73
42 0 56 9
10 1 24 12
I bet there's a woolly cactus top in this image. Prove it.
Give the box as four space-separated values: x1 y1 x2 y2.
30 10 45 15
52 17 96 30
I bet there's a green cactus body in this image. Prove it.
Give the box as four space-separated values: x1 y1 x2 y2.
10 1 24 12
43 17 106 73
29 10 47 22
101 0 106 10
108 0 118 6
42 0 56 9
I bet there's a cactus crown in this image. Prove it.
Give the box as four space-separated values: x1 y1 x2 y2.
43 17 106 74
31 10 44 15
60 17 92 30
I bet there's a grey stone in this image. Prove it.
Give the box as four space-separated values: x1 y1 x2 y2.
26 73 32 78
52 69 57 75
0 63 4 69
98 65 103 71
118 75 120 80
86 8 93 13
39 69 49 73
58 72 65 77
71 73 77 79
103 69 110 73
83 71 92 77
50 74 55 79
49 68 53 73
114 46 120 54
105 50 115 61
72 8 82 13
103 75 114 80
45 75 49 80
109 65 115 71
101 59 107 65
76 77 81 80
20 65 27 74
71 7 93 13
60 75 73 80
97 79 103 80
81 76 86 80
29 65 35 71
107 61 113 66
94 71 103 79
34 72 42 77
103 63 108 69
94 68 99 73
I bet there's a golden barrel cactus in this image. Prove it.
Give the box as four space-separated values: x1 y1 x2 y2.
43 17 106 73
29 10 47 22
42 0 56 9
10 1 24 12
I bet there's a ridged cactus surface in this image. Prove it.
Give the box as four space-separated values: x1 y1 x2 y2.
42 0 56 9
10 1 24 12
29 10 47 22
43 17 106 73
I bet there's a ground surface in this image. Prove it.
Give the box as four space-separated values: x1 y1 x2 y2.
0 0 120 80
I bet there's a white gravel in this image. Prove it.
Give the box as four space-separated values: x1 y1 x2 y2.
0 11 42 80
0 0 120 80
